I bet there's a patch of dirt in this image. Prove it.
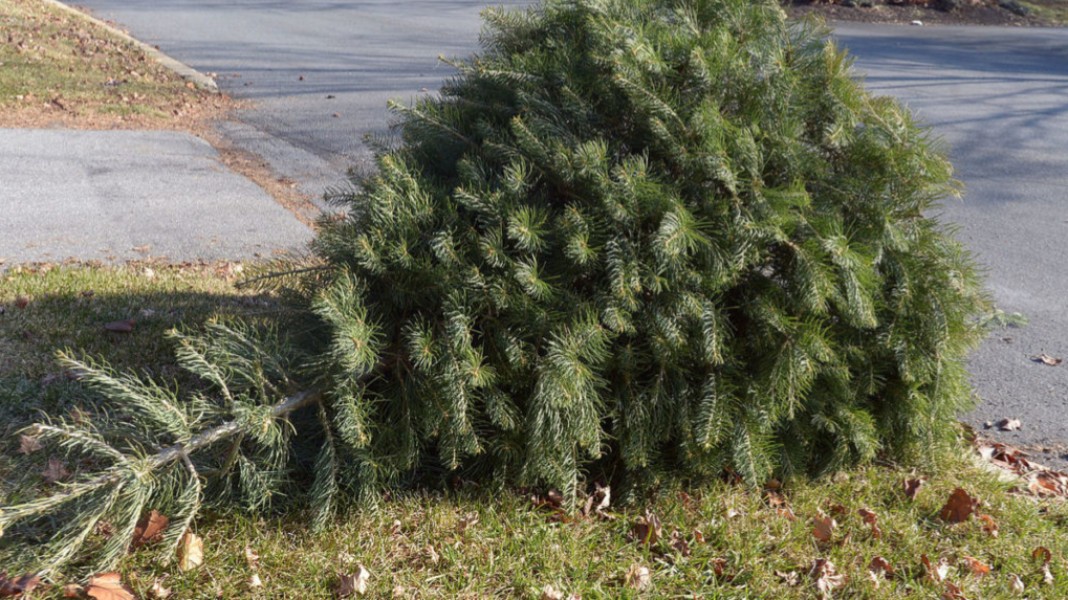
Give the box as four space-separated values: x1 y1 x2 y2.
784 0 1054 26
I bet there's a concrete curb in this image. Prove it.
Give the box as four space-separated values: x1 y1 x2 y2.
40 0 219 93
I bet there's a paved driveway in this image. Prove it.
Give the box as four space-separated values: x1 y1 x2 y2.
68 2 1068 464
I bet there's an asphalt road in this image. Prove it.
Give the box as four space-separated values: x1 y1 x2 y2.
68 2 1068 464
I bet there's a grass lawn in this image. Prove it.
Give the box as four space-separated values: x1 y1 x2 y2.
2 265 1067 598
1020 0 1068 23
0 0 228 129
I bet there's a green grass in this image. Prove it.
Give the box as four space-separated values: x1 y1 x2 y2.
2 264 1067 598
1019 0 1068 24
0 0 220 125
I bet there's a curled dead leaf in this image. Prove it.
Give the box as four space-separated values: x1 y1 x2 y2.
858 508 881 539
581 483 611 517
811 511 836 543
338 565 370 597
939 488 979 523
978 513 999 537
810 558 845 598
14 295 30 309
0 573 41 597
623 564 651 591
1031 354 1062 366
922 554 950 583
943 581 970 600
868 556 895 588
42 457 70 483
18 434 42 455
962 556 991 576
148 580 171 599
177 532 204 571
777 506 798 521
629 510 662 546
85 572 135 600
131 510 169 549
904 477 925 500
62 584 84 598
1009 573 1025 594
996 418 1022 432
668 529 691 557
710 557 728 578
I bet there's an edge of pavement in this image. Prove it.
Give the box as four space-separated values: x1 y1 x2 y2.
40 0 219 93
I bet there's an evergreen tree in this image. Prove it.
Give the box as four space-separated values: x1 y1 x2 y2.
1 0 987 575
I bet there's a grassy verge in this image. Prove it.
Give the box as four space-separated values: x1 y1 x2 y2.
1019 0 1068 24
0 0 228 129
1 265 1067 598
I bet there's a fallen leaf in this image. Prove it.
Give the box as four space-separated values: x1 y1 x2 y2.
868 556 895 587
962 556 991 576
996 418 1022 432
148 580 171 599
63 584 84 598
1031 354 1062 366
668 529 691 556
0 573 41 597
1009 573 1025 593
104 319 136 333
1033 547 1054 585
424 545 440 566
943 582 970 600
457 512 479 533
1027 471 1068 497
43 457 70 483
904 477 925 500
922 554 951 583
692 528 705 544
390 519 402 535
249 573 263 588
177 532 204 571
978 513 999 537
624 564 651 591
244 546 260 567
811 511 835 543
18 434 42 455
391 585 406 599
939 488 979 523
810 558 845 598
581 484 611 517
540 585 563 600
14 295 30 309
710 557 727 578
85 572 135 600
858 508 881 539
776 570 800 587
131 510 169 548
629 510 662 546
777 506 798 521
338 565 370 597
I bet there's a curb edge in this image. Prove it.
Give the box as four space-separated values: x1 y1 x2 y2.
40 0 219 93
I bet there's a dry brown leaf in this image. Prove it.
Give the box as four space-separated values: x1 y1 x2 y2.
131 510 169 548
858 508 881 539
776 570 800 587
629 510 662 546
962 556 991 576
710 558 727 578
18 434 42 455
943 582 970 600
85 572 135 600
249 573 263 589
1033 547 1054 585
922 554 951 583
623 564 651 591
390 519 402 535
457 512 479 534
996 418 1023 432
148 580 171 599
904 477 925 500
692 528 705 544
810 558 845 598
244 546 260 567
14 296 30 309
103 319 136 333
62 584 84 598
668 529 691 556
42 457 70 483
811 511 836 543
338 565 370 597
939 488 979 523
1009 573 1025 594
1027 471 1068 497
0 573 41 597
581 484 611 517
868 556 895 588
978 513 999 537
1031 354 1062 366
177 532 203 571
777 506 798 521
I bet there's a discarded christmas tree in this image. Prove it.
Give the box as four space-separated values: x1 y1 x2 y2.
1 0 987 576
